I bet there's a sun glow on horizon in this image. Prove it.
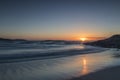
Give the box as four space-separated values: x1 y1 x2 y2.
80 37 87 42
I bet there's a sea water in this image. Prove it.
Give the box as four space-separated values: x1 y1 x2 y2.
0 41 120 80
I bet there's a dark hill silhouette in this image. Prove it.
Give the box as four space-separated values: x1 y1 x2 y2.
0 38 26 42
0 38 13 42
86 35 120 48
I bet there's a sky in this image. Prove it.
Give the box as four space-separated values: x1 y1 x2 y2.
0 0 120 40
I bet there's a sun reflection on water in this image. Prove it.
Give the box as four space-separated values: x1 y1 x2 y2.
74 45 85 49
81 58 88 75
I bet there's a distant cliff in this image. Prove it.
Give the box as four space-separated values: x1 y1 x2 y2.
86 35 120 48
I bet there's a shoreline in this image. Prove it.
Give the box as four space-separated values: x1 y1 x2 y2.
70 66 120 80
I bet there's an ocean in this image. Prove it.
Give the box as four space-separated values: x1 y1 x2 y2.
0 41 120 80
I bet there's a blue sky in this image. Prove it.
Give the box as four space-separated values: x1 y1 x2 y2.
0 0 120 40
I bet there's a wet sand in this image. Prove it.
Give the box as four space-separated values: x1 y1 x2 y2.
71 66 120 80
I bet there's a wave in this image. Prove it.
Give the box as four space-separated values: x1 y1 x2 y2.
0 45 107 63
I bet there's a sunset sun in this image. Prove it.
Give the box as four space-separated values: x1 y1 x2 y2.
80 37 87 42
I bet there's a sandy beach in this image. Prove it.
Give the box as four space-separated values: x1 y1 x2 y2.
71 66 120 80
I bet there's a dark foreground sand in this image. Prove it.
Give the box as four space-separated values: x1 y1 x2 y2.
71 66 120 80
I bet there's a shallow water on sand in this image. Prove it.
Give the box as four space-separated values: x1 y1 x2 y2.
0 44 120 80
